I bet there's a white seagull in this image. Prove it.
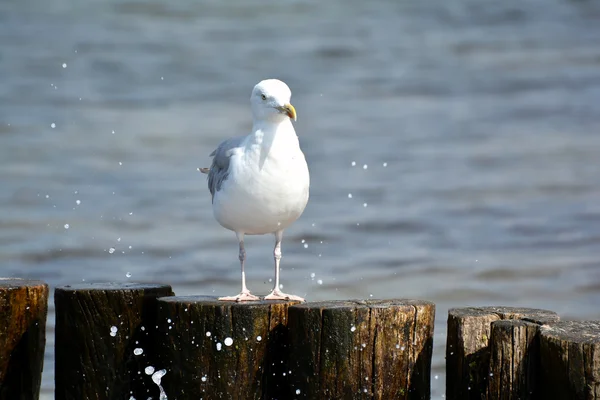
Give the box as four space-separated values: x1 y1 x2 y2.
200 79 310 302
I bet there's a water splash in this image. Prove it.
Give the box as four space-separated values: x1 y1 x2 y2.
152 369 168 400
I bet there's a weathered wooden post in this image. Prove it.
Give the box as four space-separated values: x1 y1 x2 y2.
539 320 600 400
487 319 543 399
446 306 559 400
0 278 48 400
54 282 173 400
155 296 300 400
287 299 435 399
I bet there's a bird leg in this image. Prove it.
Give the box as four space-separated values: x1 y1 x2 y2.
219 233 259 302
265 230 304 301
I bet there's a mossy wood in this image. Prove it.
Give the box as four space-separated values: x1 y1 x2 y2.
54 282 173 400
539 320 600 400
287 299 435 400
155 296 300 400
0 278 48 400
446 306 559 400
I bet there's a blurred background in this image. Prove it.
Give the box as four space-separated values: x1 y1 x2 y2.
2 0 600 397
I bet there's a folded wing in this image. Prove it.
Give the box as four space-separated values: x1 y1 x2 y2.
206 136 244 202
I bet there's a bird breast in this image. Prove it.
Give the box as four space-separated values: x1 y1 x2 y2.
213 145 310 235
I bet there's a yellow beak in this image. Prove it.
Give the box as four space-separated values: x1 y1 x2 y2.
277 103 297 121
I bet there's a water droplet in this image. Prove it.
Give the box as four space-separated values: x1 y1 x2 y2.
134 348 143 355
206 331 211 337
363 203 368 207
351 161 356 166
151 369 168 400
167 318 171 323
117 237 121 242
110 326 117 337
256 336 262 342
62 63 67 68
348 193 353 198
201 375 207 382
216 342 222 351
126 272 132 278
363 164 368 169
50 123 56 128
296 389 301 395
119 162 122 166
64 224 70 229
317 279 323 285
108 247 115 254
310 273 315 279
145 366 155 375
224 337 233 346
383 162 388 167
435 375 439 379
350 326 356 332
303 243 308 249
75 199 81 205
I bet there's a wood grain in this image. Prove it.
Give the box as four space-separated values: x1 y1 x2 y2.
446 306 559 400
155 296 300 400
287 299 435 399
0 278 48 400
540 320 600 400
54 282 173 400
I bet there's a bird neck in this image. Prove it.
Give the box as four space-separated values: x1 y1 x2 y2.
249 119 297 149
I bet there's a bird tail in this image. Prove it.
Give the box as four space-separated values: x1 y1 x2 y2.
198 167 210 174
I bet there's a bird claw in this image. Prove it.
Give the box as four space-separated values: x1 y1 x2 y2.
264 290 304 302
218 291 260 302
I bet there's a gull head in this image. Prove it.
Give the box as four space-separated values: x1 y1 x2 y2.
250 79 296 123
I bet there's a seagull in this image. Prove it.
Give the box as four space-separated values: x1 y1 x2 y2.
200 79 310 302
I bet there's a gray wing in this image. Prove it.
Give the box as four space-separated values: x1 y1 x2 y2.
207 136 244 201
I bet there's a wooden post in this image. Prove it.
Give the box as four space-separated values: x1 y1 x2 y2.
487 319 543 399
287 299 435 399
446 306 559 400
539 320 600 400
0 278 48 400
54 282 173 400
155 296 300 400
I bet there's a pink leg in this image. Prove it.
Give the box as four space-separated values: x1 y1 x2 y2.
219 232 259 302
264 230 304 302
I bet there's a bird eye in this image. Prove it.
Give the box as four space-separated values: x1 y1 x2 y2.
261 94 267 100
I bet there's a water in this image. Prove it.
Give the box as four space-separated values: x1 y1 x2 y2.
1 0 600 398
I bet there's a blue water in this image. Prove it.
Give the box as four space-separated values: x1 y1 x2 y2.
1 0 600 397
